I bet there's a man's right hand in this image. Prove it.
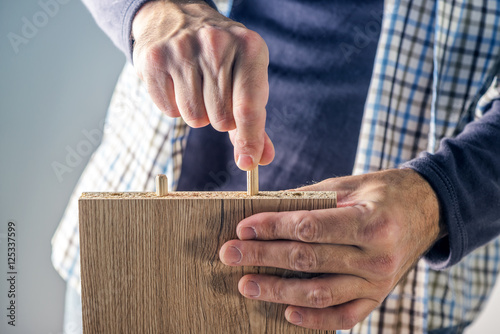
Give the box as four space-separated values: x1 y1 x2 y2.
132 0 275 171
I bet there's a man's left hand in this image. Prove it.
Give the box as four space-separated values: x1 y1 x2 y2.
219 169 443 330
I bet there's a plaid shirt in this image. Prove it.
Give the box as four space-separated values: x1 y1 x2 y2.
52 0 500 332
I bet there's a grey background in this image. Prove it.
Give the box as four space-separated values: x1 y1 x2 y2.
0 0 498 333
0 0 124 332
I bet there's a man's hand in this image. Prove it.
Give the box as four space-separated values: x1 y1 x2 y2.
219 169 444 330
132 0 274 171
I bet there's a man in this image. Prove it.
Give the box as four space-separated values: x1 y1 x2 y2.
52 0 500 332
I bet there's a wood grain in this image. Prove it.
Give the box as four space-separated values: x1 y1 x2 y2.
79 191 337 334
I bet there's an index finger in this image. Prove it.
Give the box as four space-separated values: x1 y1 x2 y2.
232 29 270 170
236 205 371 245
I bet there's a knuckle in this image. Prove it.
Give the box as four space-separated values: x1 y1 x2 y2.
250 244 265 266
289 244 317 272
363 253 399 279
161 108 179 118
140 44 167 75
144 84 178 117
238 29 267 55
270 284 284 303
375 254 399 277
182 111 209 128
234 136 261 152
233 105 261 125
308 286 334 308
266 219 279 238
145 43 165 65
211 116 235 132
180 106 198 121
207 100 235 131
296 213 320 242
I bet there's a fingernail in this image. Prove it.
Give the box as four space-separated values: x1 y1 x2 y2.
244 281 260 297
237 154 254 170
289 311 303 324
224 246 242 264
240 227 257 240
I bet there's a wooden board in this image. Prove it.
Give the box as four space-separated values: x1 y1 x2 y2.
79 191 337 333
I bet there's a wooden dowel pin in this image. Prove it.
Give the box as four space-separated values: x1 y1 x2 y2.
155 174 168 196
247 167 259 196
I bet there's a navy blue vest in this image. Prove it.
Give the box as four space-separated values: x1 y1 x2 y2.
178 0 382 191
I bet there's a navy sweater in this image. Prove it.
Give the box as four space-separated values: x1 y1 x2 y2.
179 0 382 190
81 0 500 270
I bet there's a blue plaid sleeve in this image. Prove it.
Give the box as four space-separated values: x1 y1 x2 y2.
404 77 500 269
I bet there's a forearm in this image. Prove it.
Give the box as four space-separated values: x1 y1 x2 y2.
81 0 217 62
404 98 500 269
